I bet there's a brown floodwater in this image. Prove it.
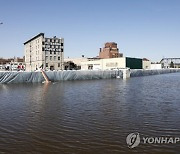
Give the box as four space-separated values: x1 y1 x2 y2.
0 73 180 154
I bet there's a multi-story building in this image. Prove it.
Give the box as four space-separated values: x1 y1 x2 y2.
99 42 123 59
24 33 64 71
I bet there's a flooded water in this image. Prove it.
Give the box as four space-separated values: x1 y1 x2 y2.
0 73 180 154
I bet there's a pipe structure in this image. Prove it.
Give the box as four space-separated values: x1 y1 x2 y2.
41 69 51 83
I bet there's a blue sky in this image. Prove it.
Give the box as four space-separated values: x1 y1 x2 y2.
0 0 180 61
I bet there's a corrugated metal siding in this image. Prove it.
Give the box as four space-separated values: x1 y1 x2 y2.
126 57 142 69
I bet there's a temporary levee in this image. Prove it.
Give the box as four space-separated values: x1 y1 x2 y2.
0 70 120 84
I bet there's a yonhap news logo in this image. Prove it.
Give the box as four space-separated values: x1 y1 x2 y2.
126 132 180 148
126 132 140 148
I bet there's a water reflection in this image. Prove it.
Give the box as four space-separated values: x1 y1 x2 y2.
0 73 180 153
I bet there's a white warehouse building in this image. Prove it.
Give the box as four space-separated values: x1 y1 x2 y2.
81 57 144 70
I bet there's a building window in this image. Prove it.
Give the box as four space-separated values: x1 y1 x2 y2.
88 65 93 70
46 56 48 60
61 43 63 46
42 47 44 51
50 51 52 54
58 63 60 67
58 57 60 60
54 51 56 54
50 56 52 61
61 49 64 52
46 63 48 67
42 41 45 45
54 56 56 61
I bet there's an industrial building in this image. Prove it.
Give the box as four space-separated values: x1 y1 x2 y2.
64 57 100 70
81 57 143 70
142 58 151 69
24 33 64 71
99 42 123 59
160 58 180 68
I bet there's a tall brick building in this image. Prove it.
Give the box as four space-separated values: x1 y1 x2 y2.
99 42 123 59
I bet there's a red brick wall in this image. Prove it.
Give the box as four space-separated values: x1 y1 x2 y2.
99 42 123 59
